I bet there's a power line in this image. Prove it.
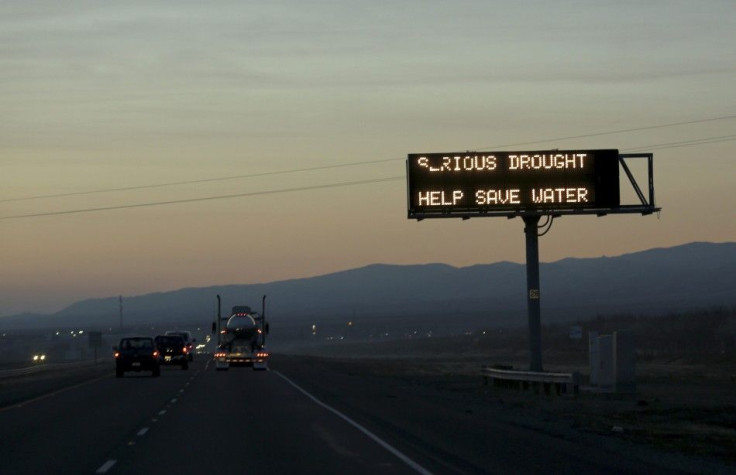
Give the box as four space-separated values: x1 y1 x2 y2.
623 134 736 152
2 135 735 221
2 117 736 221
0 176 403 220
0 157 400 203
3 114 735 203
472 114 736 151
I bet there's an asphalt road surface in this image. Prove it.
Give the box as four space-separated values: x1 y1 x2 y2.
1 355 729 474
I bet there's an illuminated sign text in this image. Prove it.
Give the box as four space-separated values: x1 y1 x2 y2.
407 149 620 218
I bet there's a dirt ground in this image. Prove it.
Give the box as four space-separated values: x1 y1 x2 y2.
287 340 736 466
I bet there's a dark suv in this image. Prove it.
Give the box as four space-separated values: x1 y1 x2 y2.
164 331 195 361
115 337 160 377
155 335 189 369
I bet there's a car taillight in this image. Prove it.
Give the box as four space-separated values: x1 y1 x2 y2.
182 346 188 353
114 352 120 358
153 350 159 357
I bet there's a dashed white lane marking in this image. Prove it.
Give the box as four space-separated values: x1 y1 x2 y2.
95 459 116 473
274 371 433 475
94 368 202 473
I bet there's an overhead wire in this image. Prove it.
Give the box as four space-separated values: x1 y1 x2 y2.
472 114 736 152
0 157 400 203
622 134 736 152
0 177 403 220
3 114 735 204
2 114 735 220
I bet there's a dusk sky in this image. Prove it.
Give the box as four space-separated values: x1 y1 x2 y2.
2 1 735 316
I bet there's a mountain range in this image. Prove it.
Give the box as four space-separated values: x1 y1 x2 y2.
1 241 734 331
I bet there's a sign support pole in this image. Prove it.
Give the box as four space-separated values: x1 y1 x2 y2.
216 294 221 346
406 150 659 374
523 216 543 372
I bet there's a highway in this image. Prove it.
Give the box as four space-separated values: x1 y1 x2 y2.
0 355 720 474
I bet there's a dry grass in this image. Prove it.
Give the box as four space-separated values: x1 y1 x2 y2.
283 334 736 464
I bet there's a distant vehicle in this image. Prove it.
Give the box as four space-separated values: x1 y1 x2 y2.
164 330 195 361
154 335 189 370
114 337 160 377
214 306 269 371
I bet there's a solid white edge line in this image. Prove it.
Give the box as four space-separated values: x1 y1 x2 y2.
137 427 149 436
96 459 116 473
274 371 433 475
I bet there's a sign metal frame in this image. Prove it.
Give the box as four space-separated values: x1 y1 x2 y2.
407 151 659 219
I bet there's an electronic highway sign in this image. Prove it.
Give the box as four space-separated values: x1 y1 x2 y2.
407 149 621 218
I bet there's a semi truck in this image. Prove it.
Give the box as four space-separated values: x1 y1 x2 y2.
214 305 269 371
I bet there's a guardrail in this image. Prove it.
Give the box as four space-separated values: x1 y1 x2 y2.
0 360 101 380
481 366 580 395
